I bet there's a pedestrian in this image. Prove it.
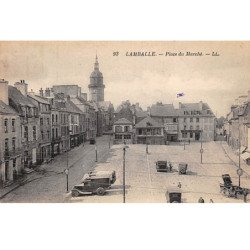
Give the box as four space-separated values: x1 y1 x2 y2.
178 182 181 188
198 197 205 203
146 144 148 154
189 139 190 145
243 189 248 203
209 199 214 203
169 162 173 172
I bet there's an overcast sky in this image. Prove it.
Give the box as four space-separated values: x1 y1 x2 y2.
0 41 249 117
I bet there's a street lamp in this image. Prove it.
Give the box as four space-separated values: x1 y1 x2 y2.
65 128 72 193
200 130 203 164
123 141 129 203
109 133 112 149
95 144 98 162
183 140 186 150
65 168 69 192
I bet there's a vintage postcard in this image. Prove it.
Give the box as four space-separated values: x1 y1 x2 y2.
0 41 249 203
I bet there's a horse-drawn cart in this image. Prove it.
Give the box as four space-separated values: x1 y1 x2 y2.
220 174 248 198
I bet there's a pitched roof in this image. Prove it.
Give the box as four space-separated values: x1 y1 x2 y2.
179 102 215 116
66 100 84 114
150 103 176 116
8 86 36 108
135 116 163 128
28 94 50 105
114 118 133 125
0 100 18 115
136 110 148 118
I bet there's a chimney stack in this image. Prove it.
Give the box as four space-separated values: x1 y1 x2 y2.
248 90 250 103
66 95 70 102
39 88 44 97
198 101 203 111
45 88 51 97
29 89 35 95
147 106 151 116
0 79 9 105
14 80 28 97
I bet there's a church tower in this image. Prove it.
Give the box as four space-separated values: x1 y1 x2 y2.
88 55 105 102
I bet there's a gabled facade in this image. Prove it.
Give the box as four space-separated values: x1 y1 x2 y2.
28 93 52 163
178 101 215 142
113 118 133 144
9 81 40 168
149 102 178 142
0 79 22 187
135 116 164 144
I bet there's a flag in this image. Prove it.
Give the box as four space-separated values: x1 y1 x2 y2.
177 92 184 98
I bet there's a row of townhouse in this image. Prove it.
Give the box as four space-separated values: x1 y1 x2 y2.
113 100 215 145
224 91 250 165
0 78 113 187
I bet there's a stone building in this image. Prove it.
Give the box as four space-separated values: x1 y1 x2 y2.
0 79 22 187
113 118 133 144
149 102 178 142
225 91 250 164
98 101 114 133
8 80 40 168
28 92 52 164
134 116 164 144
178 101 215 142
67 96 85 148
114 101 147 125
52 85 94 141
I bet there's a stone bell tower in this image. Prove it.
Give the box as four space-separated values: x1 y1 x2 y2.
88 55 105 102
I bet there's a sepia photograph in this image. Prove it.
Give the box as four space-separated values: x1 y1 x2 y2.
0 41 249 203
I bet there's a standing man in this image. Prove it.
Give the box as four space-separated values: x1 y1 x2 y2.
198 197 205 203
243 189 248 203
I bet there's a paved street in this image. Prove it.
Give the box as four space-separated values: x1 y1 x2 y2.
67 141 250 203
1 139 250 203
0 135 111 203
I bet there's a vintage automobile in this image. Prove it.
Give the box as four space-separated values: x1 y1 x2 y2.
178 163 188 175
82 170 116 184
165 188 182 203
220 174 247 198
156 161 173 172
72 170 116 197
89 138 96 144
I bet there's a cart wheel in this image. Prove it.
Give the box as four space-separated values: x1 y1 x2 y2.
96 187 105 196
72 190 80 197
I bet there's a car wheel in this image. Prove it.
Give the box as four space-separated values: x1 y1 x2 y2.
96 187 105 196
72 190 80 197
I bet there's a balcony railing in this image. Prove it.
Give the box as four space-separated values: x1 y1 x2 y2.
4 148 22 159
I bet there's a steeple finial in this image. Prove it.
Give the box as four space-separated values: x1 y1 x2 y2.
94 54 99 70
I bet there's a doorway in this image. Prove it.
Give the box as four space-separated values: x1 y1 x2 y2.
195 133 200 141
